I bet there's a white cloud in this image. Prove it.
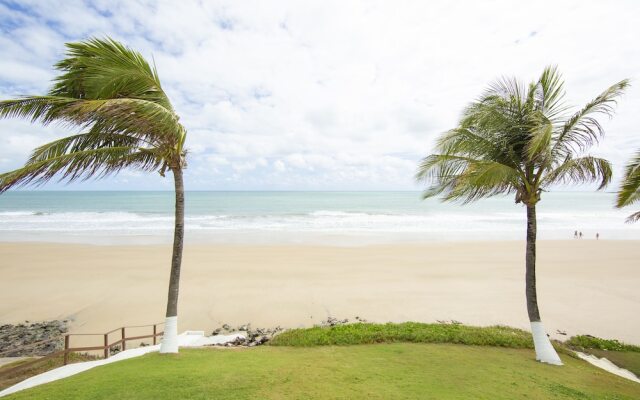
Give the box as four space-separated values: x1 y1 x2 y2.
0 0 639 190
273 159 286 172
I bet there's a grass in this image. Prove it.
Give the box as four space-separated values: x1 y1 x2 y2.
270 322 537 348
0 353 96 391
3 324 639 399
4 345 639 399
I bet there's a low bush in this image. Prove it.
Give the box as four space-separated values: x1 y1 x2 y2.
270 322 535 348
565 335 640 353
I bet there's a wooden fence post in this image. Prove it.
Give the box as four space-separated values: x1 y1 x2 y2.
121 327 126 351
63 335 69 365
153 324 157 345
104 334 109 359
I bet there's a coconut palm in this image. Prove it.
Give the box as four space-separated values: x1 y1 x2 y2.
416 66 627 365
616 152 640 222
0 38 186 353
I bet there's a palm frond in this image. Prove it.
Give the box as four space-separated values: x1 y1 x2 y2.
416 152 520 203
552 79 629 157
52 37 172 110
535 66 570 121
624 211 640 224
26 131 145 164
0 147 160 192
542 156 612 190
483 75 527 110
444 160 520 203
439 126 523 174
525 111 553 163
616 150 640 208
0 96 182 144
0 96 79 125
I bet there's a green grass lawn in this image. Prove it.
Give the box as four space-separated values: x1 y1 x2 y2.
4 324 639 399
5 344 639 400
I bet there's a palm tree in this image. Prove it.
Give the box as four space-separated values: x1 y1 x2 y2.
0 38 187 354
616 152 640 222
416 66 628 365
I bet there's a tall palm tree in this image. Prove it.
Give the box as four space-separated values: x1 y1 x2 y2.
616 152 640 222
0 38 186 353
416 66 627 365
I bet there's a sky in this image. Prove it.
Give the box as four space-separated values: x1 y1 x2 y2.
0 0 639 191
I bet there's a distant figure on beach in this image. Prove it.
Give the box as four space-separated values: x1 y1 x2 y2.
596 233 600 240
579 231 583 239
574 230 578 239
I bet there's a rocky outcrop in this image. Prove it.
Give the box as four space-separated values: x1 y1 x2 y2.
0 321 67 357
210 324 284 347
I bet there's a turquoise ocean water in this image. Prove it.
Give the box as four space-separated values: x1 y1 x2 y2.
0 191 638 244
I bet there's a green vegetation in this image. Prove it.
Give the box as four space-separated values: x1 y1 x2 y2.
416 66 628 364
566 335 640 353
5 345 639 400
617 150 640 221
270 322 536 348
0 353 96 391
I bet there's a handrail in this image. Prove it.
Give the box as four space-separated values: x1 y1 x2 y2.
63 322 164 364
66 322 165 337
0 321 164 378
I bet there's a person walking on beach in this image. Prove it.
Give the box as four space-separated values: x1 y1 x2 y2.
574 230 578 239
596 232 600 240
579 231 583 239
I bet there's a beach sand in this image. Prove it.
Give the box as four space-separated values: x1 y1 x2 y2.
0 240 638 344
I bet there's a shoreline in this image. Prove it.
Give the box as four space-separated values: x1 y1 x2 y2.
0 234 628 246
1 240 639 344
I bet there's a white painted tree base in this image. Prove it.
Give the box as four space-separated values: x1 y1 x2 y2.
159 316 178 353
531 321 563 365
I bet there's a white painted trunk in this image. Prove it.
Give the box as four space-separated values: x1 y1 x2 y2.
159 316 179 353
531 321 562 365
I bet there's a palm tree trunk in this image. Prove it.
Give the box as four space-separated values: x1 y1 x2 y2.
526 204 562 365
159 167 184 354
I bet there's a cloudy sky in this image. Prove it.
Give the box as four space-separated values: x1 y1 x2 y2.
0 0 638 191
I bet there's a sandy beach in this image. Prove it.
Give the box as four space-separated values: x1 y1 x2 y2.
0 240 638 344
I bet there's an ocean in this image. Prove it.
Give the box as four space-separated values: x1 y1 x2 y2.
0 191 638 244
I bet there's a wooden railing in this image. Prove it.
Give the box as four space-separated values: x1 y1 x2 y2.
0 322 164 379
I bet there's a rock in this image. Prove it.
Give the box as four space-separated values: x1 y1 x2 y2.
0 320 67 357
208 323 285 348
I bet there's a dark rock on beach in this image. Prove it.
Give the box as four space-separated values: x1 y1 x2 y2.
210 323 284 347
0 320 68 357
